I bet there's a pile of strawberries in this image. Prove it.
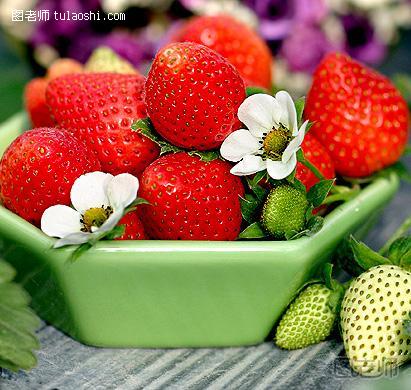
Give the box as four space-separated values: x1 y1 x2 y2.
0 15 409 243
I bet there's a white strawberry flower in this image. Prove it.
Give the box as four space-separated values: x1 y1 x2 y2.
220 91 308 180
41 171 139 248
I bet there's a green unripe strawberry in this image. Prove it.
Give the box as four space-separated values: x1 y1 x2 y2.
341 265 411 376
261 185 309 239
275 283 339 350
85 46 138 74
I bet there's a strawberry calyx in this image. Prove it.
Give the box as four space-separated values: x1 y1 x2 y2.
132 118 220 162
342 215 411 276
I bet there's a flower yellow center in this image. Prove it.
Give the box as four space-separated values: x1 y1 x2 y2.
263 128 291 161
81 206 112 232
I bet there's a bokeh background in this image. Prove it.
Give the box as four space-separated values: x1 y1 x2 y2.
0 0 411 122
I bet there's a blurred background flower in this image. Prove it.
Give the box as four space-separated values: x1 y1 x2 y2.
0 0 410 102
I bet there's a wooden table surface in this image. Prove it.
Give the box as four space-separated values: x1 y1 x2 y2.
1 157 410 390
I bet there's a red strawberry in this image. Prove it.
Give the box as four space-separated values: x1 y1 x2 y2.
296 133 336 190
46 73 160 176
172 15 273 89
0 127 101 226
46 58 83 80
139 152 244 240
145 42 246 151
116 211 147 240
24 78 55 127
305 52 409 177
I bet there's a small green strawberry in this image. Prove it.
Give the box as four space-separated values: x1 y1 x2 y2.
261 184 309 239
85 46 138 74
275 264 345 349
341 265 411 376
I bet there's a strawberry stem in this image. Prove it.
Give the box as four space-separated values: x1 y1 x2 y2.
297 150 326 181
379 215 411 255
321 188 361 205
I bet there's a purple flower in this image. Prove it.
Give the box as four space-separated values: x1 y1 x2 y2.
342 14 386 65
67 30 155 73
280 24 337 73
244 0 328 41
30 0 100 47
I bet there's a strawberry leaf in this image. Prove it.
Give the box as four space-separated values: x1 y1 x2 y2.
288 176 307 194
294 96 305 126
187 150 220 162
387 237 411 270
246 172 269 202
132 118 183 155
0 259 40 372
246 86 267 97
307 179 334 207
285 216 323 240
238 222 268 239
393 73 411 109
349 236 391 271
240 194 261 224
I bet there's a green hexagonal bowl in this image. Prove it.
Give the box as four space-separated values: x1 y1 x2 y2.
0 113 400 348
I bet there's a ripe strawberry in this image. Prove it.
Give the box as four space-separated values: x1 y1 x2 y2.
305 52 409 177
275 284 338 350
85 46 139 75
145 42 246 151
116 211 147 240
341 265 411 376
46 58 83 80
172 15 273 89
0 128 101 226
138 152 244 240
24 78 55 128
46 73 160 176
261 185 309 239
296 134 336 190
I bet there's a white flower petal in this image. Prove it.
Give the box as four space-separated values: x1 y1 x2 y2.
266 153 297 180
71 171 113 214
238 94 283 138
53 232 91 248
230 155 267 176
220 129 261 162
107 174 139 210
282 122 307 163
276 91 298 135
98 208 124 233
41 205 82 238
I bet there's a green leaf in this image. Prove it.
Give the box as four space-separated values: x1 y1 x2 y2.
238 222 268 239
246 86 268 97
104 225 126 240
124 197 151 214
188 150 220 162
0 260 40 372
322 263 334 290
240 194 261 224
306 216 324 236
285 216 324 240
132 118 183 155
307 179 334 207
69 242 93 262
349 236 391 271
288 177 306 194
387 237 411 270
393 73 411 109
294 96 305 126
246 172 269 202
